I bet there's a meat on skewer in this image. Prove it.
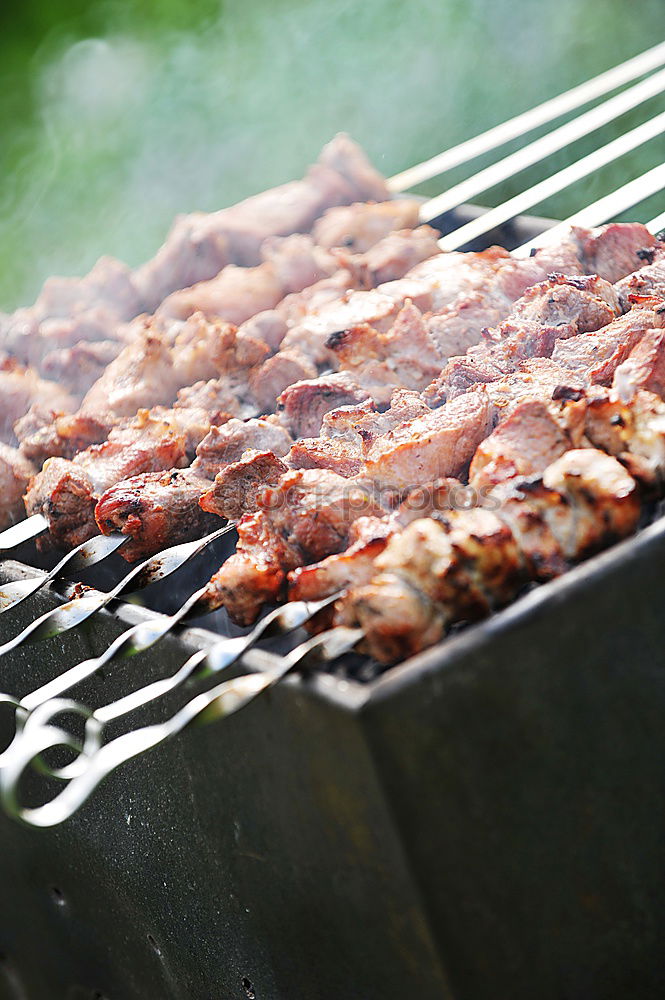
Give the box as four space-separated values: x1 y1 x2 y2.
334 448 642 662
89 233 662 578
0 445 36 531
1 134 390 369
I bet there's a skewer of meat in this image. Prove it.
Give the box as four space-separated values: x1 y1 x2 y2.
0 135 390 370
88 238 659 578
334 447 642 662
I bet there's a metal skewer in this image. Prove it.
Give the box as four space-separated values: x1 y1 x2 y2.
0 531 129 616
389 40 665 191
4 592 342 780
0 626 362 828
437 111 665 251
517 162 665 254
0 523 233 660
0 513 48 552
419 67 665 227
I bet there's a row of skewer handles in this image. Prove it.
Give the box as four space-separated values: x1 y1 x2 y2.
0 519 364 827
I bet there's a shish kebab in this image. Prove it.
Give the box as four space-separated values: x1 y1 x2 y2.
0 233 644 660
85 236 661 622
12 222 654 550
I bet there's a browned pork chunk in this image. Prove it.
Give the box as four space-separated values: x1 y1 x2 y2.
25 413 188 550
0 364 75 445
552 307 661 384
468 401 572 490
613 326 665 402
311 199 421 251
201 469 384 624
276 372 370 437
199 450 289 522
192 417 293 481
95 469 220 562
0 444 36 530
336 449 641 662
363 390 493 490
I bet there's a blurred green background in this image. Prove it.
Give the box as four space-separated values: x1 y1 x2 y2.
1 0 664 310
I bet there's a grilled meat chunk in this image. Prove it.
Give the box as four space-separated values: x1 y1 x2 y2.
0 444 36 530
156 234 335 325
40 339 122 397
426 274 620 405
277 372 370 437
0 364 74 445
363 390 493 490
325 302 446 403
192 417 292 481
349 226 441 286
80 328 182 418
573 222 657 284
95 469 220 562
552 307 659 384
202 469 384 624
469 400 572 490
311 199 420 251
614 245 665 308
199 450 289 522
16 410 114 464
248 349 318 413
25 413 188 549
336 449 640 662
613 326 665 402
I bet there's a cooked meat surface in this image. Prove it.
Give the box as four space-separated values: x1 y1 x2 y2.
199 450 289 522
336 449 640 662
0 364 75 445
363 390 493 490
192 417 293 480
552 307 659 384
311 199 420 251
25 413 188 549
95 469 220 561
469 400 572 490
0 444 36 530
277 372 370 437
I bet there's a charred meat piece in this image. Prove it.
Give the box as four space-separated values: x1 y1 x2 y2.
277 372 370 438
484 358 588 419
199 450 289 522
192 417 293 481
201 469 384 624
200 511 302 626
288 520 395 603
337 449 640 662
573 222 657 284
614 245 665 309
348 226 441 286
25 413 188 550
0 444 36 530
95 469 220 562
